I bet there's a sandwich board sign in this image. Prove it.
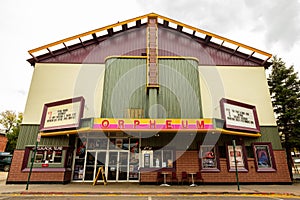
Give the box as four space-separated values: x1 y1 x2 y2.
93 166 107 186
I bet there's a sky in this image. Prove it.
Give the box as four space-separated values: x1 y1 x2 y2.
0 0 300 114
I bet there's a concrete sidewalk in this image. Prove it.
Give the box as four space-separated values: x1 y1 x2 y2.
1 172 300 196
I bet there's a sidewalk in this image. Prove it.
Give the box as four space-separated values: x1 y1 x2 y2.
1 172 300 196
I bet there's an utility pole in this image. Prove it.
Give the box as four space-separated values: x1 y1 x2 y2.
26 133 41 190
232 139 240 191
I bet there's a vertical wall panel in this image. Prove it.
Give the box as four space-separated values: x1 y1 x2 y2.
16 125 69 149
158 58 202 118
101 58 147 118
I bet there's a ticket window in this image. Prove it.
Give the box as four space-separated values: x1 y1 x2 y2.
142 150 153 168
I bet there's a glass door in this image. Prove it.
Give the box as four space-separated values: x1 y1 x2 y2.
107 151 118 181
84 151 96 181
95 151 107 182
107 151 129 181
118 151 128 181
83 151 107 181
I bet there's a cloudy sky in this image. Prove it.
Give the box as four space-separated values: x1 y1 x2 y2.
0 0 300 114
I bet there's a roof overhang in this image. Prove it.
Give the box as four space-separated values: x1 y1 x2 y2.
27 13 272 67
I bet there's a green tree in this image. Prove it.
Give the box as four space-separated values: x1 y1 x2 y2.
268 56 300 180
0 110 23 153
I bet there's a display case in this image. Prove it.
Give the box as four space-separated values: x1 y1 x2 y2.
252 142 276 172
199 145 220 172
226 142 248 172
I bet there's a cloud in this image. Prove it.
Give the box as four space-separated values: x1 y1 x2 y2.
138 0 300 51
244 0 300 50
17 89 26 96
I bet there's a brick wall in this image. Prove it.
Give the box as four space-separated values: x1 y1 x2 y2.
0 135 8 152
8 149 291 184
7 150 68 183
140 150 291 184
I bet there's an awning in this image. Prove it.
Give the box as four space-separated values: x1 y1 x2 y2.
40 127 261 137
39 118 261 137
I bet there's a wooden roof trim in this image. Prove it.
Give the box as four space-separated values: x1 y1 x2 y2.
28 12 272 62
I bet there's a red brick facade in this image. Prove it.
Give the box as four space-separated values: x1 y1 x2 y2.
140 150 291 184
7 150 71 184
0 135 8 152
8 149 290 184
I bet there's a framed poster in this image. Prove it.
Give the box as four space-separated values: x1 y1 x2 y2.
252 143 276 172
199 145 220 172
226 143 248 172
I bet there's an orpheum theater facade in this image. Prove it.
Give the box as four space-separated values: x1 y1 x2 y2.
7 13 291 184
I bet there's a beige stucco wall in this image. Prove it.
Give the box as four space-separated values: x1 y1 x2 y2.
23 63 275 126
22 63 105 124
199 66 276 126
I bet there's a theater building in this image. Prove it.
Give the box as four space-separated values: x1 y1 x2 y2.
7 13 291 184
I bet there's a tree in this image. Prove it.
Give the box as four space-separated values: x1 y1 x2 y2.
268 56 300 180
0 110 23 153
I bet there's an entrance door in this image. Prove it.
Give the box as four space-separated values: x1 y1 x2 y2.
107 151 129 181
84 151 106 181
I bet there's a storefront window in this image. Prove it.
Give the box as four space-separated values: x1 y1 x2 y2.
129 139 139 180
73 138 86 180
34 146 63 163
87 138 108 150
109 138 129 150
199 145 220 172
76 137 87 158
153 150 173 168
252 142 276 172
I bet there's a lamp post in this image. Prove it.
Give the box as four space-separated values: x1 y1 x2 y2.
232 139 240 191
26 133 41 190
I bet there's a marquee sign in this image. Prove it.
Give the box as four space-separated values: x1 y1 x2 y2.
40 97 85 131
220 98 260 132
93 118 214 131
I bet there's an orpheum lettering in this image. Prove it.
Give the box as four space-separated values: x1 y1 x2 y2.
93 119 213 130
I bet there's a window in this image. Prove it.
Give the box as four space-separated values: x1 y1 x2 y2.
252 143 276 172
87 138 108 150
34 146 63 163
125 108 144 118
153 150 173 168
109 138 130 150
129 139 139 180
199 145 220 172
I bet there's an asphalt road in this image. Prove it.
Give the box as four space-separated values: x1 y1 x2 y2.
0 195 299 200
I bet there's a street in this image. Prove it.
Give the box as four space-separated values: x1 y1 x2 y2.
0 194 300 200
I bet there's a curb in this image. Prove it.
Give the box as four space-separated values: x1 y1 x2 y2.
17 191 299 197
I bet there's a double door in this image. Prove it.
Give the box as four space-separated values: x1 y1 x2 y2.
84 151 106 181
107 151 128 181
84 150 130 182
